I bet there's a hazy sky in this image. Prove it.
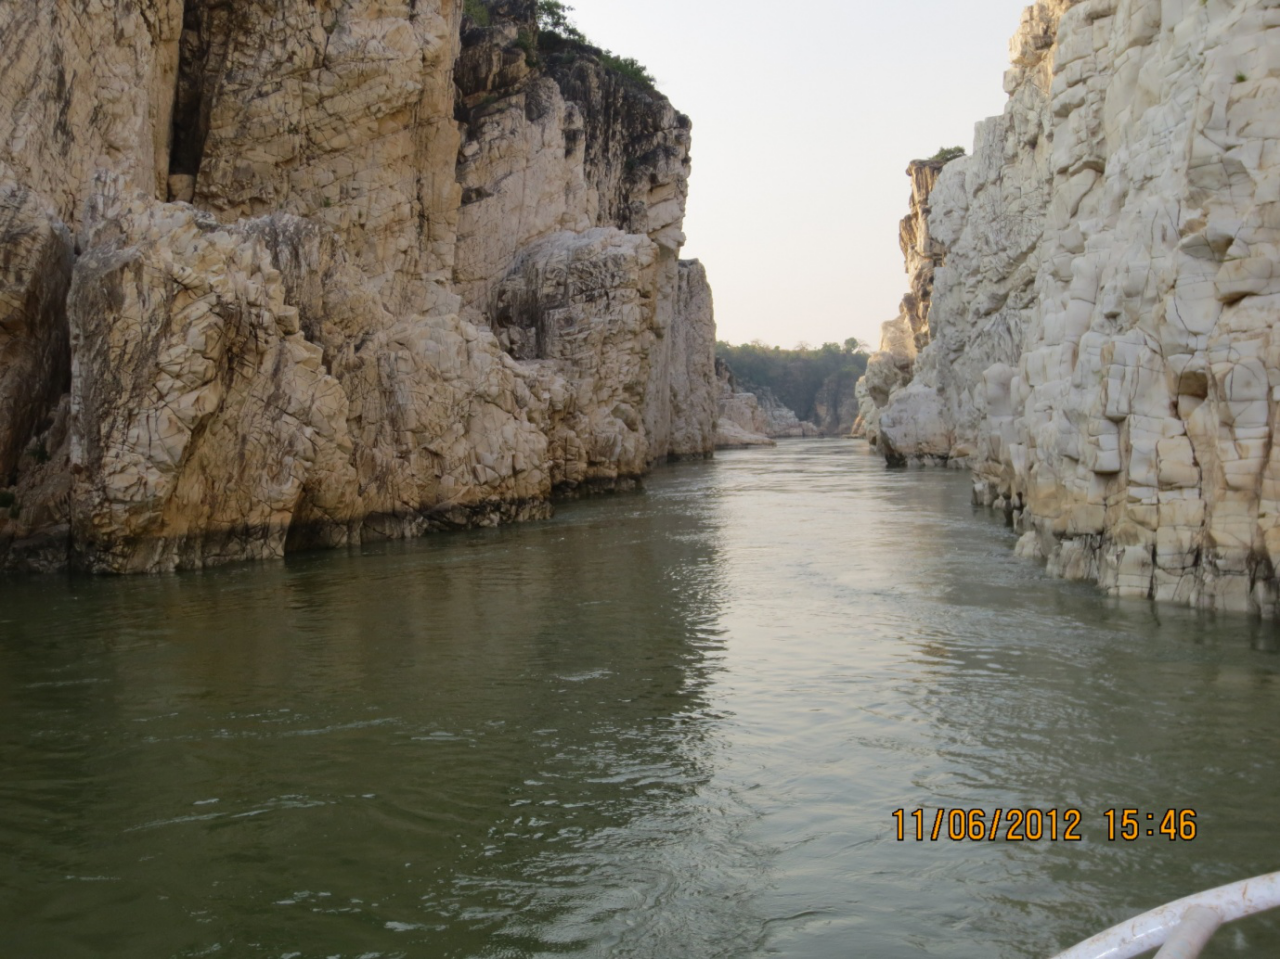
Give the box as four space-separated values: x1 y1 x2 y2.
567 0 1034 349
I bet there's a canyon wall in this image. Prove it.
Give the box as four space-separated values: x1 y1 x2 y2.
0 0 716 573
853 156 949 457
862 0 1280 616
713 361 829 449
714 360 776 449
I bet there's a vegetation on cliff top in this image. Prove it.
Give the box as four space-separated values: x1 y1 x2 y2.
716 339 869 424
534 1 658 90
926 146 966 164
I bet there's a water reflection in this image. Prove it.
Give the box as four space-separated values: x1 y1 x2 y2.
0 486 752 959
695 442 1280 959
2 441 1279 959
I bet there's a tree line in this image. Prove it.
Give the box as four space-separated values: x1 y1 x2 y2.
715 339 870 424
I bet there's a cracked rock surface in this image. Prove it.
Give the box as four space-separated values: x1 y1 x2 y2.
0 0 717 573
863 0 1280 615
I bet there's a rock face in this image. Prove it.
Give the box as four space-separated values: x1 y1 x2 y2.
853 158 950 456
812 369 862 437
0 0 717 573
0 169 73 483
714 360 776 449
712 358 828 448
866 0 1280 616
668 261 720 457
755 390 823 439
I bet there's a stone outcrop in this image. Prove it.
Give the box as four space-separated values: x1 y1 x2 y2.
812 369 862 437
756 389 823 439
668 261 720 457
853 307 923 453
712 358 829 448
865 0 1280 616
0 0 717 573
0 168 73 483
853 157 951 455
714 360 775 449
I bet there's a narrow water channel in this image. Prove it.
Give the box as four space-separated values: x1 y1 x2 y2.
1 440 1277 959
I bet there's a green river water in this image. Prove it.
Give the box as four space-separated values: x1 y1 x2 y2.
1 440 1278 958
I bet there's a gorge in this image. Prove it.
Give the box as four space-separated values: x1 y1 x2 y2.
4 0 1280 627
858 0 1280 618
5 4 1280 957
0 0 717 574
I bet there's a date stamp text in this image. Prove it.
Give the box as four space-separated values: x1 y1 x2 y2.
891 808 1197 842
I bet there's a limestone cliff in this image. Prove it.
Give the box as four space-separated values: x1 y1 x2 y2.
0 0 716 573
866 0 1280 616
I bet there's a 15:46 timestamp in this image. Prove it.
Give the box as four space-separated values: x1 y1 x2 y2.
1105 808 1197 841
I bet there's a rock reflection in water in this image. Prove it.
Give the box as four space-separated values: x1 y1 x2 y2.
2 440 1280 959
0 492 763 959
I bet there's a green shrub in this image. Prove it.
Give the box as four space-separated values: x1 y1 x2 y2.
26 441 49 465
515 29 538 67
536 0 585 42
0 491 13 509
1236 72 1248 83
534 1 654 90
599 52 656 90
463 0 490 26
927 146 966 164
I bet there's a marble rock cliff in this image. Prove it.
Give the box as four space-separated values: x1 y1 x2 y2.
0 0 717 573
862 0 1280 616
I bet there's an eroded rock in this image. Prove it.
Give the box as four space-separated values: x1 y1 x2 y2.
0 0 718 573
870 0 1280 616
0 168 72 482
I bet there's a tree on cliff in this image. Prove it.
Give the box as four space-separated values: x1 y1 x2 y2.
926 146 966 164
533 1 656 89
535 1 585 42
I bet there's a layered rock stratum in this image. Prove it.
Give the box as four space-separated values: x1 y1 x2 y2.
861 0 1280 615
0 0 717 573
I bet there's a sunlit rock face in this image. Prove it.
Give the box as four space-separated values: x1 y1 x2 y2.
0 0 716 573
867 0 1280 615
853 157 949 457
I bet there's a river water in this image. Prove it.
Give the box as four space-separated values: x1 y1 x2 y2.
2 440 1278 959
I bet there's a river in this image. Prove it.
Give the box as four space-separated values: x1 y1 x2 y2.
1 440 1277 958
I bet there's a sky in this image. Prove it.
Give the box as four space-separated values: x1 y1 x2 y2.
566 0 1035 350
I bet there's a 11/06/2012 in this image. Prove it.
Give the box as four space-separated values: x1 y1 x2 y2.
891 808 1198 842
